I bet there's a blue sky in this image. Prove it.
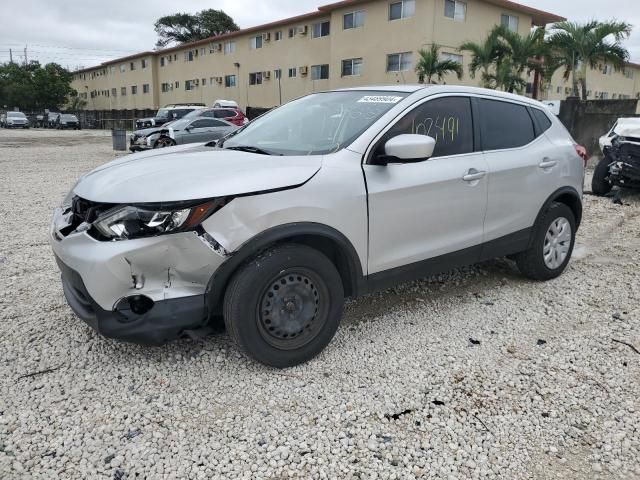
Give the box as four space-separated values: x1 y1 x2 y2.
0 0 638 69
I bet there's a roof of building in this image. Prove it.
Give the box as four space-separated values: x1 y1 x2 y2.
74 0 566 74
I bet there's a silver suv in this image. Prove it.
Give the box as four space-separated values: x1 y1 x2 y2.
50 86 585 368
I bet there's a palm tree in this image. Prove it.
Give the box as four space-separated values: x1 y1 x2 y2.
547 21 632 100
492 25 548 96
459 25 546 94
415 44 463 84
484 59 528 93
459 28 506 88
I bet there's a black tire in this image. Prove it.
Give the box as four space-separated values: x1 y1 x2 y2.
592 157 613 195
223 244 344 368
153 136 176 148
515 202 576 281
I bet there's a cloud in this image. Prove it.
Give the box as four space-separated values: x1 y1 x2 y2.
0 0 638 68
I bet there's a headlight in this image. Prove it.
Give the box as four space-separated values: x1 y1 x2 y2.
146 133 160 146
92 200 222 240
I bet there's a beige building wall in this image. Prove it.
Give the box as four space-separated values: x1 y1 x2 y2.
70 0 638 113
541 63 640 102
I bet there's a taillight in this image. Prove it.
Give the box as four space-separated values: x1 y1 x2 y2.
574 144 588 168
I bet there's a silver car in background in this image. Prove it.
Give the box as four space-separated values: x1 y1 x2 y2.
51 85 585 368
130 116 238 151
2 111 29 128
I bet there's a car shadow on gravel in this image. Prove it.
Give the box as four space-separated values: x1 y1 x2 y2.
84 257 528 364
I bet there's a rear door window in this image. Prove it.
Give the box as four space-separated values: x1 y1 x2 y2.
478 99 535 150
377 96 475 158
215 110 236 118
191 119 218 128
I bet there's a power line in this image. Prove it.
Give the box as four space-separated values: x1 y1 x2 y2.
0 42 140 53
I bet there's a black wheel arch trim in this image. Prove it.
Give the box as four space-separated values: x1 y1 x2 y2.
534 186 583 238
204 222 366 317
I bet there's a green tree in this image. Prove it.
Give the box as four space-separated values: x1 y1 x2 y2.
459 25 547 95
0 61 73 111
459 28 506 87
547 20 632 100
415 44 463 84
154 9 240 47
65 91 87 111
484 60 528 93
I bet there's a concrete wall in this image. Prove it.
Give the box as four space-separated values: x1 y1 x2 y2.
558 97 640 157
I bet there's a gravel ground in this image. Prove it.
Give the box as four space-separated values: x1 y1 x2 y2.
1 128 639 480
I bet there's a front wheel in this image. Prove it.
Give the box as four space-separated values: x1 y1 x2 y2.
592 157 613 195
515 202 576 281
153 136 176 148
223 244 344 368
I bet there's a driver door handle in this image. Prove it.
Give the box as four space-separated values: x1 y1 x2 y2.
539 159 557 169
462 169 487 182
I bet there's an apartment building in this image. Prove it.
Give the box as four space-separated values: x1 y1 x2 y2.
540 62 640 101
72 0 634 112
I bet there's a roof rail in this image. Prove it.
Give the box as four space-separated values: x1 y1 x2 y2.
163 103 206 108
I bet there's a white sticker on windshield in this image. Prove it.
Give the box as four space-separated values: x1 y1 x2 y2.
358 95 403 104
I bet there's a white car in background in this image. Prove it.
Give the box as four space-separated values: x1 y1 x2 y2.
600 118 640 153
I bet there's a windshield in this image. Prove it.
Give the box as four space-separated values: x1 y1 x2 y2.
156 108 170 119
222 91 408 156
61 115 77 121
168 119 190 130
182 109 207 120
8 112 26 118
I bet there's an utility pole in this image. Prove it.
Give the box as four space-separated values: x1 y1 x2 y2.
9 48 12 63
24 46 27 64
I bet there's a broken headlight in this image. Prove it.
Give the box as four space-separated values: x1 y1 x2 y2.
93 200 221 240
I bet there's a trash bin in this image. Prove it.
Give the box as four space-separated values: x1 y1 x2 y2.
112 129 127 151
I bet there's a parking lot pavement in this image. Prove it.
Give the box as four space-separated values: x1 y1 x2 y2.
1 129 639 479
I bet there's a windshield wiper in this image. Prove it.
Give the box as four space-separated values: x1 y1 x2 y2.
225 145 280 156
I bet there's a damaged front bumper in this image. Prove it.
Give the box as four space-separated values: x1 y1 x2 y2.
49 207 229 345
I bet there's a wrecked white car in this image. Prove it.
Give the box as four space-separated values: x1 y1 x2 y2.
50 86 585 368
593 121 640 195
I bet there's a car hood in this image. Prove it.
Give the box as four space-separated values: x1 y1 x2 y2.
73 144 322 203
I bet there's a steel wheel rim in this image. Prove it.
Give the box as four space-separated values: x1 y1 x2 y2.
257 268 327 350
543 217 572 269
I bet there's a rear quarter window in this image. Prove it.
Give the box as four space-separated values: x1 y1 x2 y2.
479 99 535 150
531 108 553 133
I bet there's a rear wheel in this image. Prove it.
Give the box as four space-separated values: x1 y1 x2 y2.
223 244 344 368
516 202 576 281
592 157 613 195
153 136 176 148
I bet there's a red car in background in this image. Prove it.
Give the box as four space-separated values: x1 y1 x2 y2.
212 108 249 127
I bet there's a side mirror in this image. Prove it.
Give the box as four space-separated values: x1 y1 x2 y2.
381 134 436 164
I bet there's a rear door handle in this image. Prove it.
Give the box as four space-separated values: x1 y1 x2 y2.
463 169 487 182
539 159 557 169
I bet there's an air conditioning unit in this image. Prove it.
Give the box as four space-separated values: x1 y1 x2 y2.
299 66 309 76
297 25 308 36
262 32 271 42
263 71 271 80
215 76 223 84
